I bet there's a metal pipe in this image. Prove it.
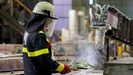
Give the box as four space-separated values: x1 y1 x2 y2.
15 0 32 14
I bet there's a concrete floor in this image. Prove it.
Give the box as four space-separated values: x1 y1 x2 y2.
0 70 103 75
53 70 103 75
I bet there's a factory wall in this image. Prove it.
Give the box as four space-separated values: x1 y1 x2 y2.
54 0 72 30
53 0 88 31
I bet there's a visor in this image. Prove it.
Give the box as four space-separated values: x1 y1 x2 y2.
45 19 57 37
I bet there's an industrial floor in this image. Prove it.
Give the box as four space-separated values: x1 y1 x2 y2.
53 70 103 75
0 71 23 75
0 70 103 75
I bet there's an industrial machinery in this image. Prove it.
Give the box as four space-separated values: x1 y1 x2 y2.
103 6 133 75
88 3 133 75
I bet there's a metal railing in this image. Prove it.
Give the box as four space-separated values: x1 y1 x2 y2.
0 0 32 36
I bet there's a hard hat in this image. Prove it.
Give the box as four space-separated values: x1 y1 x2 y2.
32 1 57 19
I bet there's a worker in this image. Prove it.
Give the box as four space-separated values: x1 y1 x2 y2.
22 1 71 75
117 43 123 58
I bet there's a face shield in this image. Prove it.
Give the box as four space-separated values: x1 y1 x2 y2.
44 18 57 37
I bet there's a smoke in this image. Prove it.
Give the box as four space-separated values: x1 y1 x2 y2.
76 39 105 69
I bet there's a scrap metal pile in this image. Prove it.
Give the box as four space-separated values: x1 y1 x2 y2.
69 60 94 71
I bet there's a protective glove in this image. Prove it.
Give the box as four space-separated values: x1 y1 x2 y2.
60 64 71 74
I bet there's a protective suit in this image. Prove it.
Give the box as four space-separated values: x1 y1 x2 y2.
22 1 71 75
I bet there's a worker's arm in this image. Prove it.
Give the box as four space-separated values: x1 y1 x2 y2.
32 33 71 73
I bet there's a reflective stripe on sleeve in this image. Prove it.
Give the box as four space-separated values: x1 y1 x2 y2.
23 47 49 57
56 63 64 72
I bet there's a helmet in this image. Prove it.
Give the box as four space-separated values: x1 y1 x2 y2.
32 1 57 19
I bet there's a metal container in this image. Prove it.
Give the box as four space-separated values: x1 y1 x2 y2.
130 20 133 43
107 7 132 43
104 57 133 75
